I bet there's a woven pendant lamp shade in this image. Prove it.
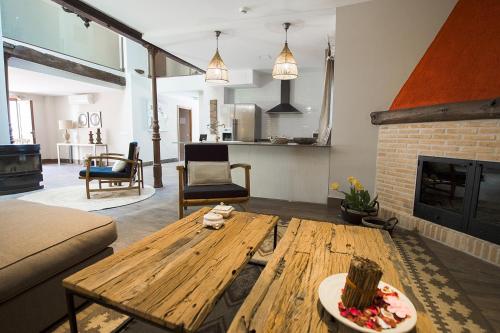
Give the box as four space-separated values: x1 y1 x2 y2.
273 22 298 80
272 42 298 80
205 50 229 83
205 31 229 83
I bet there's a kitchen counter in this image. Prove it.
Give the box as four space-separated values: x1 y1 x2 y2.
177 141 331 204
177 141 330 148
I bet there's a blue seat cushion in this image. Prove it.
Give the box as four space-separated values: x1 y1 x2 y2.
183 183 248 200
79 166 129 179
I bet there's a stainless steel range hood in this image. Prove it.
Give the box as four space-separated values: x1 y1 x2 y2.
266 80 301 114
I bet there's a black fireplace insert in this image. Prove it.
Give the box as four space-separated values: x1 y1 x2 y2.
414 156 500 245
0 144 43 195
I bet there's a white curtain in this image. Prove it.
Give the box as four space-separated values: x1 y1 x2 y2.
318 44 334 145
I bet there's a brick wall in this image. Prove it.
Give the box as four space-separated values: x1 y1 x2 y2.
375 119 500 266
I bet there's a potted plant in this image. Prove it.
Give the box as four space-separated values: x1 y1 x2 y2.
330 177 379 225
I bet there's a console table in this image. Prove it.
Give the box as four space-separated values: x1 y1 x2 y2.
56 143 108 165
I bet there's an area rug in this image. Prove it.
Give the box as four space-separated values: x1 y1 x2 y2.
393 230 494 333
18 184 155 211
50 225 494 333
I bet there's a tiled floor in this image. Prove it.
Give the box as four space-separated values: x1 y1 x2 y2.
5 162 500 331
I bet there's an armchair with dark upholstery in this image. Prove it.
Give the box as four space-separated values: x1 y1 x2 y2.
79 142 144 199
176 144 251 218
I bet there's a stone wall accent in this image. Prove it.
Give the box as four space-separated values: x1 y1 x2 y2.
375 119 500 266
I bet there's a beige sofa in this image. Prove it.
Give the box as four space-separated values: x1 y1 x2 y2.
0 200 117 333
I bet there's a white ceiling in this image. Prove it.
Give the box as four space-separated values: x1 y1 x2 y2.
8 66 121 96
82 0 367 71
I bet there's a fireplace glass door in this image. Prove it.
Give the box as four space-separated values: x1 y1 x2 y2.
414 157 475 232
414 156 500 245
468 161 500 244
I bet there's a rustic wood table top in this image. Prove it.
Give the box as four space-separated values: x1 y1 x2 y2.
228 218 436 333
63 208 278 333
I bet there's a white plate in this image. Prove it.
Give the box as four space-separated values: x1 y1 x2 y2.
318 273 417 333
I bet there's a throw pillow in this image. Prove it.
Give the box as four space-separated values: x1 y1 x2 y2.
112 160 127 172
188 161 232 186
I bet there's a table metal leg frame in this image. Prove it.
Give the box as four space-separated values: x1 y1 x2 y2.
65 288 176 332
249 223 279 267
65 289 78 333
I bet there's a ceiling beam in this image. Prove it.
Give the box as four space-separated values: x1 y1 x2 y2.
51 0 205 74
4 42 126 86
51 0 143 44
370 98 500 125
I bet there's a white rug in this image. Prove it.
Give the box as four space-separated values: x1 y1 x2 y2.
18 185 155 211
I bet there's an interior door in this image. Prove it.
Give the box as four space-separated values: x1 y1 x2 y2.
467 161 500 245
9 99 35 144
177 107 192 161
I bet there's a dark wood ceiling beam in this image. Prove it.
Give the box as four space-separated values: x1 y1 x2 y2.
50 0 205 74
51 0 143 44
4 42 126 86
370 98 500 125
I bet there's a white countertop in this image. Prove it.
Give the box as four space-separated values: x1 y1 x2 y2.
176 141 330 148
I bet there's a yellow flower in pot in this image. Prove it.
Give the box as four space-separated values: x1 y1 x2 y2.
330 177 378 225
330 182 340 190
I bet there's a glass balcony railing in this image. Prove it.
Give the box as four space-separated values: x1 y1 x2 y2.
164 57 201 77
0 0 122 70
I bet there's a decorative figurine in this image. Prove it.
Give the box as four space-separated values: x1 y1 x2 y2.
96 128 103 144
88 131 94 144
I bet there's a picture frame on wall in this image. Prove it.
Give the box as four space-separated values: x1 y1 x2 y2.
89 111 102 128
147 103 168 132
77 112 89 128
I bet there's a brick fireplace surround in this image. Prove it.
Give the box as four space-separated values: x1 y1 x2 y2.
376 119 500 267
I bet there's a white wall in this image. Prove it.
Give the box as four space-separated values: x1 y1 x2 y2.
230 70 324 138
17 91 131 160
5 38 187 165
158 94 200 157
157 70 270 141
329 0 457 197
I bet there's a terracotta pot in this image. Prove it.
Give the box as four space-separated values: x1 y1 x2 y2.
340 200 379 225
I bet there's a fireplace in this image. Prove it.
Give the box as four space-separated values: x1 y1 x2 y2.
0 144 43 195
414 155 500 245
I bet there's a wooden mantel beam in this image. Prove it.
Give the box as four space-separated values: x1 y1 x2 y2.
370 98 500 125
3 42 126 86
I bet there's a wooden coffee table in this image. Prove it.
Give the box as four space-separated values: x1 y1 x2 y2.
228 218 436 333
63 208 278 333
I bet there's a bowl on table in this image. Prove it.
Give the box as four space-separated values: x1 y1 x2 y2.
270 137 290 144
292 137 317 145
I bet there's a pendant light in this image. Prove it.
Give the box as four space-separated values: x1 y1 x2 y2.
272 22 298 80
205 31 229 83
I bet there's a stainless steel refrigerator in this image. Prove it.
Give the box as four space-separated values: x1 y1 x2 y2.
219 104 261 142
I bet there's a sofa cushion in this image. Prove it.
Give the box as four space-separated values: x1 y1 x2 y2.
79 166 129 178
183 183 248 199
0 200 116 304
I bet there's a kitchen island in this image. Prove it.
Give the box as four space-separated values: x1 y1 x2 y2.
180 142 331 204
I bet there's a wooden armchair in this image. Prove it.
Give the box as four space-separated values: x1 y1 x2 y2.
177 144 251 218
79 142 144 199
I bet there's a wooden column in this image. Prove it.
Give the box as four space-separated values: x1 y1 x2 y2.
3 53 14 144
148 46 163 188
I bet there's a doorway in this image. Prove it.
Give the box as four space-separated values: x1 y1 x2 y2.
9 98 36 144
177 106 192 161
